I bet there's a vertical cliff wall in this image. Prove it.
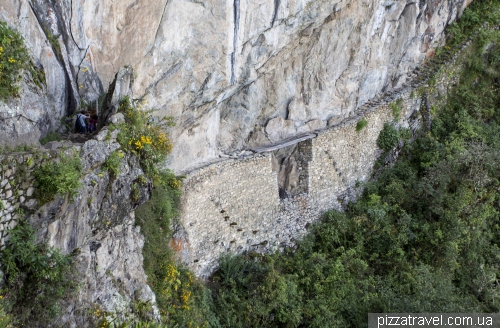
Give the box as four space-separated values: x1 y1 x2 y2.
0 1 67 146
1 0 470 170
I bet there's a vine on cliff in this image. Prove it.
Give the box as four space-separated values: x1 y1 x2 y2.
33 151 83 205
0 22 30 101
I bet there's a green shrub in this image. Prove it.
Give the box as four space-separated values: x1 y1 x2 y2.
0 294 12 328
390 98 403 121
115 96 174 178
446 0 500 47
356 118 368 131
0 144 36 154
1 222 76 326
104 150 124 178
377 123 400 151
212 254 302 328
0 21 30 101
130 182 142 203
40 131 62 145
34 152 83 204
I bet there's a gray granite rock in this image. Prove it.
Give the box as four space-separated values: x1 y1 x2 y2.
1 0 471 171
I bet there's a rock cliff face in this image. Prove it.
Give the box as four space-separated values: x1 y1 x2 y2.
1 0 469 170
40 134 158 326
0 128 157 326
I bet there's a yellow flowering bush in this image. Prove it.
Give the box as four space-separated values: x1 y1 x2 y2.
157 262 202 325
158 169 182 190
90 304 110 328
116 96 174 177
113 97 214 327
0 21 30 100
0 296 13 328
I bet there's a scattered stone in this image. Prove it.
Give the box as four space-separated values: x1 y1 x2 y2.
26 187 35 197
110 113 125 125
23 199 38 210
328 116 344 127
95 128 109 141
44 141 63 150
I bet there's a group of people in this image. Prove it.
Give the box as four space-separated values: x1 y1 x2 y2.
75 110 98 134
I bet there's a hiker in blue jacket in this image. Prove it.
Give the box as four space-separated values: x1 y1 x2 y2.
75 110 89 134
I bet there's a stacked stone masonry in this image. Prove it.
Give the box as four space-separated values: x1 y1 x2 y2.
0 151 50 248
308 86 421 212
178 41 469 278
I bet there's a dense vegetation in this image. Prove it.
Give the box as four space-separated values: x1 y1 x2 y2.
204 1 500 327
0 21 44 101
33 151 83 205
115 96 174 179
2 223 76 326
0 21 30 101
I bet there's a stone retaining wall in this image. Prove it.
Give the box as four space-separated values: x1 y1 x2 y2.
308 85 422 212
177 38 470 278
178 155 280 276
0 150 50 247
178 87 420 277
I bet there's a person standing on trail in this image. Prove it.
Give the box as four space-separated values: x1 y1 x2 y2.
88 110 98 133
75 110 89 134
